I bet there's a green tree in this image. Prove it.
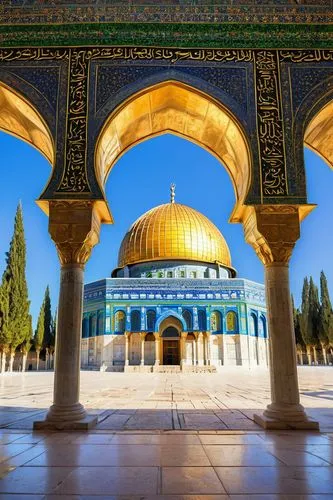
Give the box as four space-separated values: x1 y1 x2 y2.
0 281 9 373
35 286 54 370
310 277 320 364
43 286 53 370
292 294 304 364
34 294 45 371
1 203 30 372
300 277 313 364
318 270 333 364
21 314 33 372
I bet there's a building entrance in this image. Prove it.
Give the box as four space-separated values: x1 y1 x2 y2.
161 326 180 365
163 340 179 365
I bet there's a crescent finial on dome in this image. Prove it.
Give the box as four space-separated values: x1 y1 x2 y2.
170 183 176 203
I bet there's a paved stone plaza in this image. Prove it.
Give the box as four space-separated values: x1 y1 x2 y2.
0 368 332 496
0 367 333 432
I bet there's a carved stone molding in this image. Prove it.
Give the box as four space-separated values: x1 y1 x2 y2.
242 204 312 265
48 200 101 266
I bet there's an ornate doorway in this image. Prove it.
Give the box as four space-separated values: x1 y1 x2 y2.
162 326 180 365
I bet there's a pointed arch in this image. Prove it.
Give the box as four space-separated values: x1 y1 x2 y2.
95 80 252 218
0 80 54 166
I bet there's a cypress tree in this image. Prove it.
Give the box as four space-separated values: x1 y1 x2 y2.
43 286 53 370
0 281 9 373
318 271 333 364
1 203 30 372
292 294 304 364
21 315 33 372
300 277 312 364
34 294 45 371
308 277 320 364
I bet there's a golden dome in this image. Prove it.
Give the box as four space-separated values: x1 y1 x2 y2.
117 201 233 270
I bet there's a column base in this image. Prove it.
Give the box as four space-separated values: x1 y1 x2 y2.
33 414 98 431
254 412 319 430
33 402 98 431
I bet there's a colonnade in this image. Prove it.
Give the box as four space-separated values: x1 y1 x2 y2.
123 331 211 367
34 201 319 430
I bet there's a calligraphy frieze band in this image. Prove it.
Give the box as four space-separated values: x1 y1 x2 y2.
0 46 332 200
254 50 287 197
57 49 91 193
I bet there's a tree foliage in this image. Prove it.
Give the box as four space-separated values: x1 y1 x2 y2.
318 270 333 346
292 294 304 349
1 203 30 352
35 286 54 351
300 276 319 347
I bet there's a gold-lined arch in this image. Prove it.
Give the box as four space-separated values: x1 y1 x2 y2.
0 81 54 165
304 99 333 169
95 81 252 218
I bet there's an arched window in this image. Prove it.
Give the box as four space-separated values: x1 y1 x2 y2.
182 309 193 331
97 311 104 336
211 311 222 333
198 310 207 330
89 314 96 337
147 310 156 331
226 311 237 332
259 315 267 338
114 310 126 333
250 313 258 337
82 316 89 338
131 310 141 332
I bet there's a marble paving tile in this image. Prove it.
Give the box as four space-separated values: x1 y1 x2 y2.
0 466 74 494
54 466 159 495
300 444 333 464
215 466 333 495
0 443 36 464
203 445 281 466
111 433 200 445
162 466 226 494
199 433 263 445
27 443 163 467
266 446 332 466
160 445 210 466
3 444 47 466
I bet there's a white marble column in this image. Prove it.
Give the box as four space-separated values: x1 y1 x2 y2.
125 332 130 366
46 264 86 423
180 332 187 365
243 204 318 430
206 332 211 365
197 332 204 366
140 334 145 366
34 201 101 430
255 263 317 428
193 338 197 366
154 333 160 365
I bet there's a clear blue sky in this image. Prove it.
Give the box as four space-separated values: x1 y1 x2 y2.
0 131 332 327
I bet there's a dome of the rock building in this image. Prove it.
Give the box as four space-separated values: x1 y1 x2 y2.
117 198 233 272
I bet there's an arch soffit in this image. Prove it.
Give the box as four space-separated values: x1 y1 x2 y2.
95 81 252 213
0 80 54 166
304 98 333 170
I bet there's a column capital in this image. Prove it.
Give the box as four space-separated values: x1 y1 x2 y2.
49 200 102 266
153 332 160 340
181 332 188 339
242 204 315 265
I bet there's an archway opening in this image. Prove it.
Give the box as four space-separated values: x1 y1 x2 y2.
95 80 252 220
